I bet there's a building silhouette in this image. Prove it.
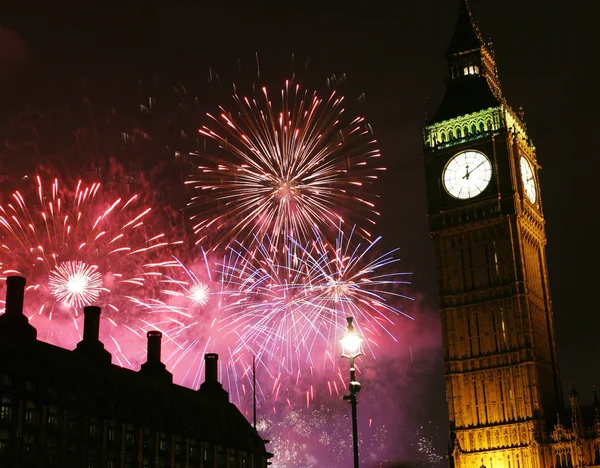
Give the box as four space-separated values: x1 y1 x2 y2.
0 275 273 467
423 1 600 468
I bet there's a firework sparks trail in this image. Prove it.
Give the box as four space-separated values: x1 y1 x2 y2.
186 80 385 250
129 250 227 389
0 175 178 349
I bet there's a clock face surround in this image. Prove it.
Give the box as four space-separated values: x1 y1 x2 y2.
520 156 537 204
442 150 492 199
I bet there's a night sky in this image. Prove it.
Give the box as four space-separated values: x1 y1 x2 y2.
1 0 598 462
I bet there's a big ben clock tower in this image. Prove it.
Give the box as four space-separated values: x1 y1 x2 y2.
423 2 564 468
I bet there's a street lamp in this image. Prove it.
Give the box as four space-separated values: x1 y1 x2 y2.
340 316 363 468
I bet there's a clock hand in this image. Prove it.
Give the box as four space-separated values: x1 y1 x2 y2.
465 160 486 178
462 164 470 180
471 161 485 176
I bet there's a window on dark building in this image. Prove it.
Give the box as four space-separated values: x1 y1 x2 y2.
0 397 12 422
217 445 226 468
0 442 8 460
47 406 60 430
47 384 58 399
68 412 80 434
204 443 214 465
110 449 122 467
230 450 239 467
23 434 36 461
25 380 35 393
143 428 155 451
24 401 38 426
174 436 182 457
45 437 61 467
126 423 135 448
108 419 117 444
89 395 98 411
0 374 12 389
159 431 169 454
0 429 10 460
189 439 198 460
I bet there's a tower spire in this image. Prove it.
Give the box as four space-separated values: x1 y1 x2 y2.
428 0 502 125
446 0 483 57
570 381 582 437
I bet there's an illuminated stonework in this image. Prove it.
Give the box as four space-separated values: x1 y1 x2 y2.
423 105 533 152
424 107 502 149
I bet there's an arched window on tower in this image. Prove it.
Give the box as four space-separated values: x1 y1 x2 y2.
463 65 480 76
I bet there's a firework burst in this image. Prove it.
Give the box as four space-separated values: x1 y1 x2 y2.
0 175 176 332
221 226 413 375
135 255 216 315
130 225 412 405
48 260 105 308
187 80 384 250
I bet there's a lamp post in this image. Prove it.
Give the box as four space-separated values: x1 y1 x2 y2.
340 316 363 468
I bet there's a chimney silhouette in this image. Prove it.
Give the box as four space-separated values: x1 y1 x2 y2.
0 276 37 341
205 353 218 383
198 353 228 402
139 331 172 384
74 306 111 364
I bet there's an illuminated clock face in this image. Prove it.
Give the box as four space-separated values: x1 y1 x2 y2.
520 156 537 204
442 150 492 199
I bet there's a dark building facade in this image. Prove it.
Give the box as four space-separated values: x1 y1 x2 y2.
0 275 272 468
423 1 600 468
